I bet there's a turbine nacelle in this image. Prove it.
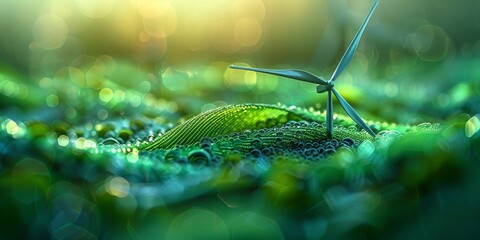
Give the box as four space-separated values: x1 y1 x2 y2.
316 82 333 93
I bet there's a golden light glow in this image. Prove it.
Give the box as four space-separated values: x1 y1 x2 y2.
224 63 257 90
75 0 115 19
45 0 75 17
231 0 265 23
136 0 172 19
99 88 114 103
142 5 177 38
106 176 130 198
127 149 139 163
32 15 69 50
234 18 262 47
211 20 239 53
57 135 70 147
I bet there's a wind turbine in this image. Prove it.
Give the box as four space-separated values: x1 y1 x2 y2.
230 0 378 138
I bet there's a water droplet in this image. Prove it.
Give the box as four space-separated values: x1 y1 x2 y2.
317 147 325 154
262 147 273 156
324 149 336 155
342 138 355 146
211 155 224 165
417 122 432 130
304 148 319 157
358 140 375 159
249 148 263 158
188 149 211 165
165 149 180 161
251 138 263 149
118 129 133 141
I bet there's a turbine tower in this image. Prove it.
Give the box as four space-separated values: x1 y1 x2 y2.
230 0 379 138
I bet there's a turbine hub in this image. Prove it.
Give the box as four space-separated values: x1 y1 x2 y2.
326 81 334 90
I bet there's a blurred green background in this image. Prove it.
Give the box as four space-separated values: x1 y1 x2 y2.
1 0 480 239
1 0 479 122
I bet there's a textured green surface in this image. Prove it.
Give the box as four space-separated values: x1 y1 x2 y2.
143 104 303 149
1 74 477 240
142 103 373 150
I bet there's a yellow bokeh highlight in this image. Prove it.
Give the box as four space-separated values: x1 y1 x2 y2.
32 15 69 50
466 114 480 138
211 20 239 53
99 88 114 103
69 67 86 87
74 137 97 149
5 120 19 136
45 0 75 17
57 135 70 147
75 137 86 149
244 71 257 86
106 176 130 198
183 16 211 52
136 0 171 19
86 61 107 89
0 77 29 100
234 18 262 47
231 0 265 23
127 149 139 163
75 0 115 18
142 5 177 38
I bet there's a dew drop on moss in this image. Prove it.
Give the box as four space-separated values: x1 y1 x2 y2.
118 129 133 141
251 138 263 149
342 138 355 146
417 122 432 130
324 148 336 155
304 148 319 157
249 148 263 158
188 149 211 165
165 149 180 162
211 155 224 165
358 140 375 159
262 147 273 156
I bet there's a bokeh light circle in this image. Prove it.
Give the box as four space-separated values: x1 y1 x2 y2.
32 15 69 50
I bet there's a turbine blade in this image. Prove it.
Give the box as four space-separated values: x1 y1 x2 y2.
332 88 375 137
326 90 333 138
230 65 328 85
330 0 379 82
